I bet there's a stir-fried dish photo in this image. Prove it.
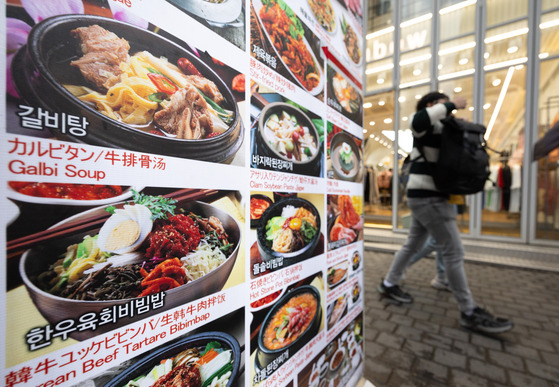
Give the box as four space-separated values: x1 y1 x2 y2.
332 72 360 114
341 17 361 64
65 25 233 140
307 0 336 32
258 0 321 91
34 191 235 300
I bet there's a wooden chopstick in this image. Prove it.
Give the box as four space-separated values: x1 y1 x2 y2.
7 188 221 259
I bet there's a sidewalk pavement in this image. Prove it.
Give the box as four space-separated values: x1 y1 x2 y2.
363 251 559 387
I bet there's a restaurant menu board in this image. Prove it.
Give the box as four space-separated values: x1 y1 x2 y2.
2 0 364 386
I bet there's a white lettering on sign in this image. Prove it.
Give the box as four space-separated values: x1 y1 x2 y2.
369 29 428 61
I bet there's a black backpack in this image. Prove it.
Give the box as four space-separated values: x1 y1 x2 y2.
418 115 490 195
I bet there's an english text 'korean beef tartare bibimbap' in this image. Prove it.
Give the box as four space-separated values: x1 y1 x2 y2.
34 191 235 300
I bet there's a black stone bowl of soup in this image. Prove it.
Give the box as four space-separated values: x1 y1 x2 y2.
256 285 322 369
11 15 243 163
255 102 322 176
256 197 321 262
329 132 361 182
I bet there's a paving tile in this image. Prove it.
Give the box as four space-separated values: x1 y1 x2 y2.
488 349 525 371
433 348 467 369
376 331 405 350
508 370 554 387
412 358 449 382
525 359 559 383
469 358 507 384
403 339 434 360
452 339 487 361
450 369 490 387
470 333 504 351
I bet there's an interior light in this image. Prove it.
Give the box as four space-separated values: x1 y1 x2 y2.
400 13 433 28
363 102 373 108
369 134 375 138
507 46 519 54
413 68 422 76
379 100 386 106
375 137 380 141
399 78 431 88
438 69 475 80
398 96 406 102
540 19 559 29
402 116 408 121
459 58 469 65
369 121 376 126
484 57 527 71
438 64 444 70
366 26 395 40
415 94 422 100
540 52 550 59
515 65 524 70
469 106 474 111
439 0 476 14
454 87 463 93
366 63 394 75
492 78 502 87
483 103 491 110
387 145 392 149
484 52 490 59
438 41 476 56
400 54 432 66
377 77 385 84
486 67 515 140
384 118 393 124
484 28 529 44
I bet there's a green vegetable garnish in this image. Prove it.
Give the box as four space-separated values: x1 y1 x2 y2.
148 92 169 103
108 190 177 221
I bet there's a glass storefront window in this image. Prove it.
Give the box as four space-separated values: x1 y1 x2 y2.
535 58 559 241
486 0 528 27
366 58 394 92
401 0 432 22
484 20 528 71
481 66 526 237
399 47 431 88
366 29 394 62
438 35 476 79
439 0 476 40
540 10 559 59
400 15 432 53
542 0 559 12
363 92 395 228
368 0 393 32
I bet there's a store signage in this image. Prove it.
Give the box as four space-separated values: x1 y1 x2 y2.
368 28 429 61
2 0 365 386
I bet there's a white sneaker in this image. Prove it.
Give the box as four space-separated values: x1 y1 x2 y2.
430 276 450 291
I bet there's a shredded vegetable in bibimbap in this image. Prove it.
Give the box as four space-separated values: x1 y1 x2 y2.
265 205 317 253
35 191 235 300
123 341 234 387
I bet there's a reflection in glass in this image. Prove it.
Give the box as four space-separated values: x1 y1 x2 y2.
363 92 395 227
484 20 528 71
486 0 528 27
540 10 559 59
536 59 559 241
439 0 476 40
438 36 476 79
481 67 526 237
366 58 394 91
368 0 393 32
399 47 431 88
543 0 559 12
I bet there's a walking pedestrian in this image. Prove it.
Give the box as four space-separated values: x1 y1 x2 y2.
378 92 514 333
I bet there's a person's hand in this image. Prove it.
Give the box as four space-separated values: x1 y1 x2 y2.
452 96 467 109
